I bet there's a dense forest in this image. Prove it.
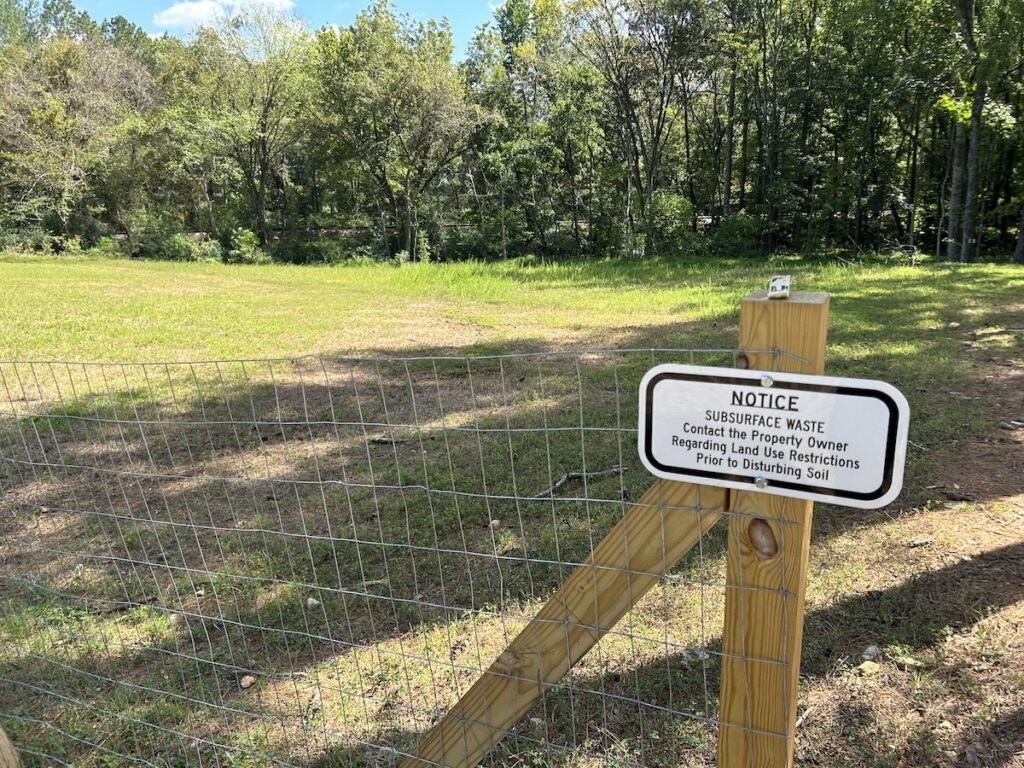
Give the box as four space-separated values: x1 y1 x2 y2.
0 0 1022 263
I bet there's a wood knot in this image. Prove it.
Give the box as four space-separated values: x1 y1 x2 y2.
495 649 521 674
747 518 778 559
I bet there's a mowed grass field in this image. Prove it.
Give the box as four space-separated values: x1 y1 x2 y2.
0 254 1015 363
0 255 1022 768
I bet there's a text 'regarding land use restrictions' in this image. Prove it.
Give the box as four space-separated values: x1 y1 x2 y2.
638 364 910 508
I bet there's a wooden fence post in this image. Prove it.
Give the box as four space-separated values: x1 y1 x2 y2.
0 725 20 768
717 291 830 767
403 289 831 768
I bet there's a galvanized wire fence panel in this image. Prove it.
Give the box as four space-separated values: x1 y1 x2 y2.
0 350 798 768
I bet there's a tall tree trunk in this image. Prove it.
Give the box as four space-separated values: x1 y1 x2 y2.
402 179 414 258
722 58 738 218
240 165 269 246
936 119 953 259
890 200 906 241
681 85 698 227
959 76 986 262
738 88 750 210
374 198 389 257
855 101 872 248
830 131 840 245
947 120 966 261
997 145 1015 249
795 0 817 249
764 0 782 254
204 178 218 239
500 172 508 260
645 185 657 258
255 153 271 246
953 0 980 262
1014 205 1024 264
906 107 920 248
255 190 268 246
587 146 595 254
753 67 766 214
563 145 582 252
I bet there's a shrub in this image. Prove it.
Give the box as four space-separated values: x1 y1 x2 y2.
650 191 710 256
416 230 432 264
438 227 487 260
89 236 124 259
52 235 86 256
319 240 356 263
0 225 56 254
268 240 332 264
124 223 225 261
710 212 762 257
165 233 196 261
193 238 223 261
224 228 267 264
125 220 178 260
67 214 111 249
652 191 695 245
271 236 377 264
347 242 384 263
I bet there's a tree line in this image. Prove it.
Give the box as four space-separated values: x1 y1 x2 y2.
1 0 1022 263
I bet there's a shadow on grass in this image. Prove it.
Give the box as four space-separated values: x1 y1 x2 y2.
3 529 1020 767
302 540 1024 768
967 706 1024 768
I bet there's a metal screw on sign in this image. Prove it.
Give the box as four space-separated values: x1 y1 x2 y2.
760 375 774 388
754 476 769 490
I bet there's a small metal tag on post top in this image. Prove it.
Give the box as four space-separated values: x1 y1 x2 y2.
767 275 791 299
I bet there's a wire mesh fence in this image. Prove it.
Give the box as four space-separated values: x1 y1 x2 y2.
0 349 800 768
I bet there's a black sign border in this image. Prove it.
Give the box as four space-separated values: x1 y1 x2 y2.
643 371 902 502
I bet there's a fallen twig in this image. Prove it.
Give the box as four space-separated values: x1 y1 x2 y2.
532 465 627 499
795 703 817 730
370 435 408 445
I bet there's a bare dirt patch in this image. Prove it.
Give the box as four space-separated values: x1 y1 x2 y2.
794 329 1024 767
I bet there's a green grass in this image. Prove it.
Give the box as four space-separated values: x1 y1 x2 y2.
0 254 1014 362
1 254 1022 768
2 253 1020 493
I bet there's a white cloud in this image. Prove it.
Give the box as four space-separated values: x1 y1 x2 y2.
250 0 295 11
153 0 295 30
154 0 225 28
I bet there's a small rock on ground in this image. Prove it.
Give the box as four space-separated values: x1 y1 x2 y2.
857 660 881 676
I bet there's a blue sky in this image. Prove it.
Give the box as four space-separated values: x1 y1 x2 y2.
76 0 497 56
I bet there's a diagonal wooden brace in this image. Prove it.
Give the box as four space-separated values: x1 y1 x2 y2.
401 479 728 768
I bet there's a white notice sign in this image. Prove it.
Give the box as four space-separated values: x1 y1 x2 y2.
638 364 910 509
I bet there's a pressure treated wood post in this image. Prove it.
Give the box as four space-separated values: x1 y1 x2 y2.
0 725 20 768
717 291 830 768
